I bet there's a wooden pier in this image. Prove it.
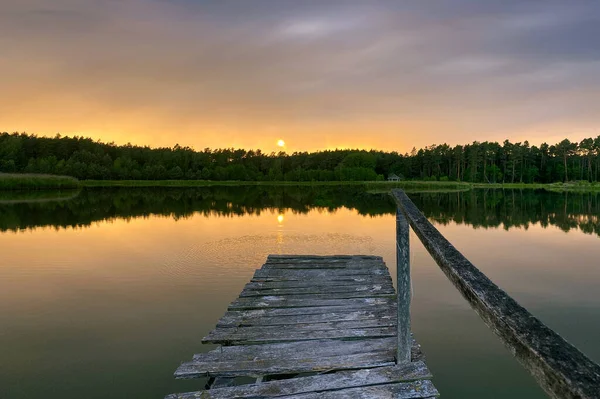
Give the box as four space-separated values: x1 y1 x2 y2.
166 255 438 398
166 189 600 398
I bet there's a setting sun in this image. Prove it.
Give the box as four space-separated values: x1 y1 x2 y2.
277 139 285 147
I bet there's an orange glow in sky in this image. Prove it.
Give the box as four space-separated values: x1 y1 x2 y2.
1 1 599 152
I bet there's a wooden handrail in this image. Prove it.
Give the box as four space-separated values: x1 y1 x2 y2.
396 208 411 364
391 189 600 399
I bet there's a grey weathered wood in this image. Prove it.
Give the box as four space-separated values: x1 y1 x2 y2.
217 309 395 327
253 268 388 279
267 254 382 261
218 304 394 320
251 279 392 286
245 279 393 290
240 284 394 297
264 265 387 272
265 258 380 264
228 296 395 310
263 261 386 269
205 319 397 343
264 264 351 269
265 259 382 264
240 290 394 300
176 350 396 378
392 189 600 399
268 254 355 260
202 326 396 345
212 318 397 334
276 380 438 399
396 208 412 364
252 275 392 283
167 362 431 399
192 337 416 361
167 254 434 399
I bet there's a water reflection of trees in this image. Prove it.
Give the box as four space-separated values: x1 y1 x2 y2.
1 187 599 237
410 189 600 237
0 186 395 232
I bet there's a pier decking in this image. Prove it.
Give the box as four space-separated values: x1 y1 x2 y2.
166 255 438 399
165 189 600 398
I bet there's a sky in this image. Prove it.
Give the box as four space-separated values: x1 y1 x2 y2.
1 0 600 153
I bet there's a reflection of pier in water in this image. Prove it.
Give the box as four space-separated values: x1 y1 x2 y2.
165 190 600 398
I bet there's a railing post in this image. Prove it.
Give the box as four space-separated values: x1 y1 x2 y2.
391 189 600 397
396 207 411 364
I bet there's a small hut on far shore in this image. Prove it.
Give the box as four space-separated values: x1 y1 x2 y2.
387 173 401 182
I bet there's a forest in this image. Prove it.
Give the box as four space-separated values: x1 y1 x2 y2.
1 132 600 183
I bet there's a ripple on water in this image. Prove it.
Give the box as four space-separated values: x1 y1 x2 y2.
158 232 379 281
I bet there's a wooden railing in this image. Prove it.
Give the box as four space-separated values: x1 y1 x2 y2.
391 189 600 399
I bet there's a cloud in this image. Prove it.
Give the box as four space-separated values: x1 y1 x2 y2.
0 0 599 151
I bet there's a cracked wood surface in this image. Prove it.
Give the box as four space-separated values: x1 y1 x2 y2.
166 255 436 399
216 308 395 327
167 362 434 399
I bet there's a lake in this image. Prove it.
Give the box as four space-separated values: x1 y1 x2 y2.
1 186 599 398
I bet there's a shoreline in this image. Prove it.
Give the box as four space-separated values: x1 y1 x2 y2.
2 173 600 192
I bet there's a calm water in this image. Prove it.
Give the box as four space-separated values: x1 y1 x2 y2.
1 187 599 398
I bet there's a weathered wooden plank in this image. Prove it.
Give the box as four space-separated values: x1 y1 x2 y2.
203 326 396 345
267 254 382 261
264 264 350 269
167 362 431 399
393 189 600 399
244 281 393 292
254 269 388 278
266 258 381 263
192 337 422 363
240 284 394 297
175 350 395 378
205 319 397 343
239 290 395 300
262 265 383 270
217 309 395 327
228 296 395 310
167 253 435 399
267 256 353 261
245 279 393 290
217 304 395 321
194 337 393 360
251 275 392 284
240 290 396 300
276 380 438 399
263 261 386 270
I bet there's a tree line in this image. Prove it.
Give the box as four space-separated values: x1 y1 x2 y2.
1 132 600 182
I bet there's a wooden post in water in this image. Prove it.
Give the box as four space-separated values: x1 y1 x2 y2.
396 208 411 364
